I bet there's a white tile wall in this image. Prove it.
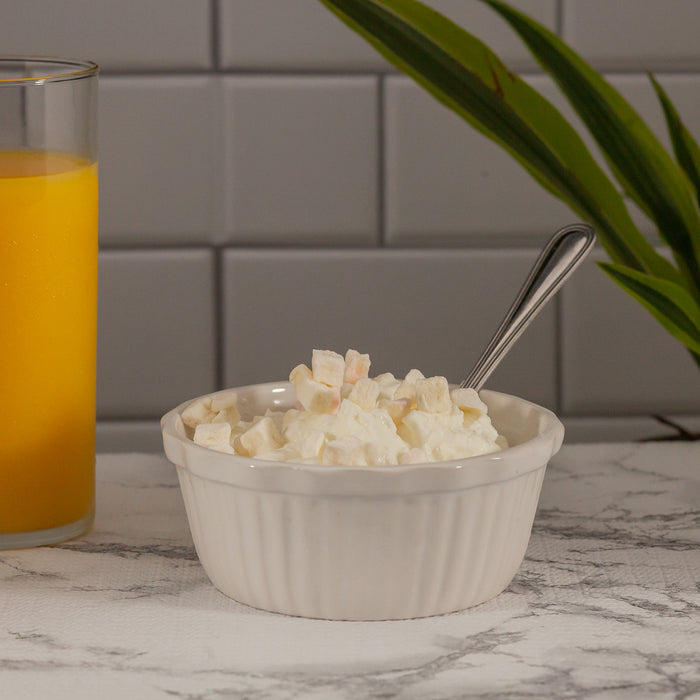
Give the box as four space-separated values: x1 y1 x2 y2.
563 0 700 71
97 250 216 418
218 0 388 70
561 252 700 416
528 73 700 242
218 0 557 71
221 249 558 408
425 0 558 69
0 0 211 71
384 76 573 245
98 77 222 246
562 415 700 443
96 421 164 454
3 0 698 449
222 76 379 244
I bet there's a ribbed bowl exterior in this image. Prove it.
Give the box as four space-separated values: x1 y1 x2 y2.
176 463 546 620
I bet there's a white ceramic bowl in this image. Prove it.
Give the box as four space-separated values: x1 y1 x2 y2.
161 382 564 620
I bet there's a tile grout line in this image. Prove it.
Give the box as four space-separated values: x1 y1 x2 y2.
213 247 226 390
96 66 574 78
555 0 564 37
535 0 564 416
96 237 568 253
210 0 220 71
94 65 700 79
554 293 564 416
377 74 386 247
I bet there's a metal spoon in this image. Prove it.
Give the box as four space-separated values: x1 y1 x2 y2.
460 223 596 391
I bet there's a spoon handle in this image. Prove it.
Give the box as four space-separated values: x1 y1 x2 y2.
460 223 596 391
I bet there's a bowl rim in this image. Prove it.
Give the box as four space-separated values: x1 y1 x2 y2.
161 382 564 476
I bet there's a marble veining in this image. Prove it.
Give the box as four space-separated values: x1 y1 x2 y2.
0 445 698 699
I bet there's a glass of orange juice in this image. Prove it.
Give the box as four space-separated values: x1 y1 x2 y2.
0 58 98 548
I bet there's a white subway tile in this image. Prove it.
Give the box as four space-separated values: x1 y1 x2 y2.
385 70 700 247
536 73 700 241
223 76 378 244
97 422 164 453
563 0 700 71
0 0 211 71
428 0 558 69
218 0 387 70
98 77 222 245
562 415 700 443
384 76 573 245
98 250 216 418
560 251 700 416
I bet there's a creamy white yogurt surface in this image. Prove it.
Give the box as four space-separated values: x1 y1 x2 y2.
185 349 507 466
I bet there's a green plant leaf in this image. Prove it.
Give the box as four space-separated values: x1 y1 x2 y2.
649 74 700 207
317 0 678 281
598 262 700 355
481 0 700 302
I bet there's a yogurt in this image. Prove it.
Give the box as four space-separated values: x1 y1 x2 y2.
184 349 507 466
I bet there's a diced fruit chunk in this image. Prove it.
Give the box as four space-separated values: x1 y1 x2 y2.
239 416 283 457
297 377 340 414
415 376 451 413
348 377 380 410
193 422 234 453
322 436 366 466
312 349 345 387
343 348 371 384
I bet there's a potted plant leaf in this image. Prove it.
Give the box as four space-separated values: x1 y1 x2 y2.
318 0 700 371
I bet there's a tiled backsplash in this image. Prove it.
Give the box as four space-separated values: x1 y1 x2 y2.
2 0 699 449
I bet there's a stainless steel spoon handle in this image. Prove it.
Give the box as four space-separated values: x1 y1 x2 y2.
460 223 596 391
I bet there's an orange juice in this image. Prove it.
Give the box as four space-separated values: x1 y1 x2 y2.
0 150 98 534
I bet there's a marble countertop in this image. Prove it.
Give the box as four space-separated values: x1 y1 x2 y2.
1 443 698 699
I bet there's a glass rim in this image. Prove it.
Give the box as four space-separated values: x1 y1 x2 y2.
0 56 98 85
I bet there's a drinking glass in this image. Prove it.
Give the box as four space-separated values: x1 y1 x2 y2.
0 57 98 548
